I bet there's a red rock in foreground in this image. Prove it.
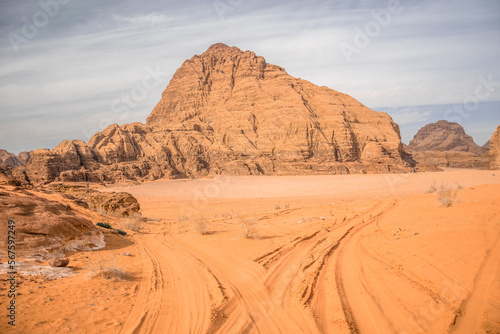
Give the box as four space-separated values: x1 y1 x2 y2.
18 44 415 184
0 188 104 259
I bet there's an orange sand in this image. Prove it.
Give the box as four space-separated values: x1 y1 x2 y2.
1 169 499 333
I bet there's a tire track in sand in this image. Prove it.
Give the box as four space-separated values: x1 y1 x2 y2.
333 200 399 334
450 232 500 334
119 233 213 334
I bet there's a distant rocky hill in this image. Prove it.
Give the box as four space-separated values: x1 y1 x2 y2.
0 149 29 167
10 43 416 185
408 120 486 154
407 120 490 169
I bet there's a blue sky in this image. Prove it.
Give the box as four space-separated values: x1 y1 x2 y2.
1 0 499 154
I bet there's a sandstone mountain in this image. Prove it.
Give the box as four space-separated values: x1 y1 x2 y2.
16 43 415 185
489 125 500 169
0 149 29 167
407 120 490 169
408 120 486 154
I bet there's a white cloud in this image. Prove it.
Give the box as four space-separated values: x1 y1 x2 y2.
112 13 174 26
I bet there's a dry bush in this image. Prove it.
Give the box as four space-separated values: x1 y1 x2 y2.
239 215 258 239
427 182 460 207
192 216 210 235
426 181 439 194
86 258 131 281
119 216 143 232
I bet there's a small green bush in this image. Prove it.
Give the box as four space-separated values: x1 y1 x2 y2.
96 222 112 229
115 229 127 236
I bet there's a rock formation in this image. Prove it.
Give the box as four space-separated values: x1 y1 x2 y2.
49 184 141 217
408 120 486 154
489 125 500 169
49 257 70 267
0 149 29 167
0 187 104 259
17 43 415 184
407 120 489 168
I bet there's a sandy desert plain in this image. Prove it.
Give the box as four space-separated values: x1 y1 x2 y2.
1 168 499 334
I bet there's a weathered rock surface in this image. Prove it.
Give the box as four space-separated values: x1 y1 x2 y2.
18 43 415 184
0 188 104 259
409 150 490 169
0 167 22 186
48 184 141 217
49 257 70 267
489 125 500 169
0 149 29 167
408 120 489 168
409 120 486 154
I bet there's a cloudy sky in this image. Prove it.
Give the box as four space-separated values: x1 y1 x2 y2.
1 0 499 154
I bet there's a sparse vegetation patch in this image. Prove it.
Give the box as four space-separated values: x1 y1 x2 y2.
427 181 461 207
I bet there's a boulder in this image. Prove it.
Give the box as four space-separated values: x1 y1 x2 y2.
49 257 70 267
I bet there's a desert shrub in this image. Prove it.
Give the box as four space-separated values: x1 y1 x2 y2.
96 222 112 229
191 216 210 235
274 204 281 210
427 182 460 207
240 215 257 239
115 229 127 236
426 181 438 194
87 258 131 280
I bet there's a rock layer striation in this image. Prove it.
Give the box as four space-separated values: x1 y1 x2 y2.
16 44 415 184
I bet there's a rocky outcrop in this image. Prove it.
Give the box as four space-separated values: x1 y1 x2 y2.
19 43 415 184
0 188 104 259
409 151 489 169
0 149 29 167
489 125 500 169
48 185 141 217
49 257 70 267
408 120 486 154
0 167 21 186
408 120 489 168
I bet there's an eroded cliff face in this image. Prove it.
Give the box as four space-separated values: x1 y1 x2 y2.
19 43 414 184
490 125 500 170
